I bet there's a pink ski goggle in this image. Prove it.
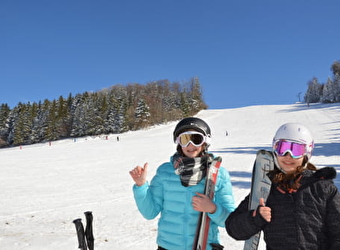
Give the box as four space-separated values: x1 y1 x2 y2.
176 131 206 147
274 140 307 159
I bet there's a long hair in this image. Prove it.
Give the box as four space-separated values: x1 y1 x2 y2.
272 156 317 192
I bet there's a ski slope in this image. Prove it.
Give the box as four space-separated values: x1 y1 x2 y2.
1 103 339 249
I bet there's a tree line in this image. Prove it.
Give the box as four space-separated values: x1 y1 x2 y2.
0 78 207 148
304 61 340 104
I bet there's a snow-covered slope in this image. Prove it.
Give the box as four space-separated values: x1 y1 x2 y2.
1 103 339 249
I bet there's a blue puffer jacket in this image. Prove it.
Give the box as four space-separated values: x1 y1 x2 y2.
133 155 235 250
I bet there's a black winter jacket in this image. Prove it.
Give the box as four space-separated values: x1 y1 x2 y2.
225 166 340 250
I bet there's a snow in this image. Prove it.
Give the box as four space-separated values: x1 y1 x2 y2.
1 103 339 250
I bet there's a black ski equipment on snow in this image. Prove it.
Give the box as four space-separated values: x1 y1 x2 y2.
73 218 87 250
85 211 94 250
73 211 95 250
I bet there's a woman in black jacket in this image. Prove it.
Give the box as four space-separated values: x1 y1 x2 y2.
225 123 340 250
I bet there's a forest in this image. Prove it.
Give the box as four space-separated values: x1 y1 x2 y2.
0 77 207 148
1 59 339 148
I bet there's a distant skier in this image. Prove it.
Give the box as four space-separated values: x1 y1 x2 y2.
129 117 235 250
225 123 340 249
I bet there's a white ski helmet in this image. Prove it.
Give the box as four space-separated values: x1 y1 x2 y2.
272 123 314 160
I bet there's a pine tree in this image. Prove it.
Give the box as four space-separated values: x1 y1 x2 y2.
331 61 340 102
135 99 151 129
12 103 32 145
333 74 340 103
321 78 334 103
46 100 59 141
0 103 11 147
304 77 322 104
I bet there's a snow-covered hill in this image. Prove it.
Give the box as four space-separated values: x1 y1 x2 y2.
1 103 339 249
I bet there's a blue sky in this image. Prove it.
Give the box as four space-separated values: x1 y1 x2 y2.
1 0 339 109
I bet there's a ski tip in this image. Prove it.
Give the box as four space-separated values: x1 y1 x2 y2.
215 156 222 162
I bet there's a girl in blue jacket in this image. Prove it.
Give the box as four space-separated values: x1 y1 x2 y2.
129 117 235 250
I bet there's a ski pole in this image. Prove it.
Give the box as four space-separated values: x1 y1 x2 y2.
84 211 94 250
73 218 88 250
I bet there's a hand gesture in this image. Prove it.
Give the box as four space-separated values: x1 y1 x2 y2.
258 198 271 222
129 163 148 186
192 192 217 214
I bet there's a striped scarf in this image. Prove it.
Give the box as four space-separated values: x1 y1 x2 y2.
173 153 213 187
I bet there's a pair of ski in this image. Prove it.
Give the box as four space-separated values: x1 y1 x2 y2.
192 150 274 250
73 211 94 250
193 156 223 250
